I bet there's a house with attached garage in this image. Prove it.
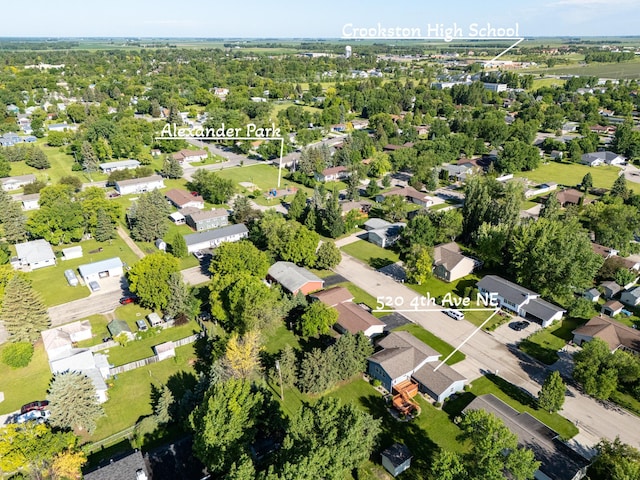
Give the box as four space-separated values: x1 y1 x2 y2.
573 315 640 354
375 186 435 208
172 149 208 163
267 261 324 295
464 394 589 480
165 189 205 210
0 174 36 191
368 331 467 403
115 175 165 195
184 223 248 253
365 219 406 248
580 151 626 167
78 257 124 283
314 166 351 182
477 275 565 327
13 239 56 270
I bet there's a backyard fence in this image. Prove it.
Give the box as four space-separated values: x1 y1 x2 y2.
89 340 119 352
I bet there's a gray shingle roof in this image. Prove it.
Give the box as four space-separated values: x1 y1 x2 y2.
412 362 466 396
369 331 440 379
267 261 323 293
84 450 149 480
184 223 248 246
477 275 538 307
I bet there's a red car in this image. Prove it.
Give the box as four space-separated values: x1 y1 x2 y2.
20 400 49 415
119 296 136 305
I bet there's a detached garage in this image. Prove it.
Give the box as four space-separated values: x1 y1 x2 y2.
78 257 124 283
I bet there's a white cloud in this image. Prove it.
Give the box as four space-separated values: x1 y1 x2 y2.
549 0 636 7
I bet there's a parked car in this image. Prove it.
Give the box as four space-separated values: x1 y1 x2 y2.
16 409 50 424
20 400 49 415
510 320 530 331
444 309 465 321
88 281 101 292
64 269 79 287
119 296 136 305
136 319 148 331
193 250 205 260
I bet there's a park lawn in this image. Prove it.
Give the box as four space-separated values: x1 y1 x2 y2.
394 323 465 365
530 77 566 89
104 319 201 366
535 60 640 80
340 240 400 269
6 139 87 185
446 374 579 440
27 237 141 307
514 161 640 194
519 316 587 365
0 341 52 414
90 343 197 442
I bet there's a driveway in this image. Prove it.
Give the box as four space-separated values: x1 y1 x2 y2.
334 252 640 448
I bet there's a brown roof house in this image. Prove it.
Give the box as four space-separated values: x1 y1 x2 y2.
555 188 590 207
267 261 324 295
314 166 350 182
172 149 208 163
433 243 477 282
573 315 640 354
376 186 436 208
602 300 624 317
311 286 385 337
368 331 467 403
165 189 205 210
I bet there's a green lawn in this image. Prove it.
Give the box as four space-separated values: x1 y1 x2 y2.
0 342 52 414
105 319 201 366
445 374 579 440
519 317 587 365
514 161 640 194
263 322 300 355
340 240 400 269
406 274 480 301
75 314 111 348
90 343 197 441
394 324 465 365
28 237 141 307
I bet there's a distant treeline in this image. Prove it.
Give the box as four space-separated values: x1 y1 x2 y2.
0 40 79 50
585 51 636 63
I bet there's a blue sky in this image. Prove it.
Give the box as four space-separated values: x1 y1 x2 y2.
4 0 639 38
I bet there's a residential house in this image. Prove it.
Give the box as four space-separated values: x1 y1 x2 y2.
340 200 371 217
573 315 640 354
84 450 150 480
600 281 622 300
351 119 370 130
311 286 384 337
330 124 347 133
184 223 249 253
0 132 20 147
432 243 477 282
212 87 229 99
165 189 205 210
592 243 619 260
381 444 412 478
483 83 507 92
376 186 435 208
41 321 92 360
107 319 133 339
525 182 559 199
581 151 626 166
367 222 406 248
590 124 616 135
267 261 324 295
185 208 229 232
555 188 588 207
78 257 124 283
463 395 589 480
14 239 56 270
621 287 640 307
583 288 600 302
21 193 40 211
550 150 563 160
477 275 565 327
364 218 391 231
0 174 36 191
414 125 430 136
383 142 414 152
47 123 77 132
99 159 140 174
368 331 467 403
172 149 208 163
442 163 475 182
314 166 350 182
115 175 165 195
602 300 624 317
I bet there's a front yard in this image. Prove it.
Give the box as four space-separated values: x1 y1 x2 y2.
340 240 400 269
393 324 465 365
519 316 587 365
0 341 51 414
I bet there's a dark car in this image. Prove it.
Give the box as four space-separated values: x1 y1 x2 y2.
119 296 136 305
510 320 530 331
20 400 50 415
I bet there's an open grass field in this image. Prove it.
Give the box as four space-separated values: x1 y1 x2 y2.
27 237 140 307
515 161 640 194
394 323 465 365
519 316 588 365
525 60 640 80
530 77 566 89
0 342 51 414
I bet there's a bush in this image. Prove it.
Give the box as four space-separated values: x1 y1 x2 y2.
1 342 34 368
371 379 382 388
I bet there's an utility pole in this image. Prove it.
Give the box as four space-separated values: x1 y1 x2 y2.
275 360 284 401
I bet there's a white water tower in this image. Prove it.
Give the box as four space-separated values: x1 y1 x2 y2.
345 45 352 59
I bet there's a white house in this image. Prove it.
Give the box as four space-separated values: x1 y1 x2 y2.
115 175 165 195
314 166 350 182
14 239 56 270
477 275 565 327
184 223 249 253
21 193 40 211
78 257 124 283
99 159 141 173
581 151 626 167
1 174 36 191
41 321 93 361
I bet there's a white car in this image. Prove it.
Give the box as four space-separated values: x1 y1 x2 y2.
15 409 50 424
444 309 465 321
193 251 205 260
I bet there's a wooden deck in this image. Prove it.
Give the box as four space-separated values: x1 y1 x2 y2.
392 380 419 415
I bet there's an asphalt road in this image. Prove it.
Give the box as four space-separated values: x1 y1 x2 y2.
334 252 640 449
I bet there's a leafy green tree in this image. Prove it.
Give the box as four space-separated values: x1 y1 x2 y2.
460 409 540 480
615 268 636 287
433 209 463 243
299 301 338 337
267 398 381 480
0 157 10 178
1 341 34 368
48 371 105 433
209 240 270 282
227 455 256 480
539 192 561 220
538 370 566 413
59 175 83 192
223 274 285 333
276 344 298 388
315 241 342 269
258 214 319 267
430 450 467 480
585 202 640 253
128 252 180 311
568 297 596 319
589 437 640 480
573 338 619 400
168 231 188 258
0 275 49 343
399 214 437 253
405 244 433 285
190 379 264 475
223 331 262 379
128 190 171 242
380 194 409 222
496 140 541 173
582 172 593 192
509 218 603 302
188 169 235 204
474 222 509 268
161 155 183 179
287 189 307 222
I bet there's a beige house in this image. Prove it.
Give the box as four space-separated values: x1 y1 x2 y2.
432 243 476 282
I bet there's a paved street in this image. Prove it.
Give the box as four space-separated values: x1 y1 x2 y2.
48 289 123 326
334 252 640 449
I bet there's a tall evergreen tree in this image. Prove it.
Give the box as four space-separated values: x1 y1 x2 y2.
323 190 345 238
47 371 104 433
94 208 115 242
128 190 171 242
80 141 99 174
0 275 49 343
161 155 184 179
539 192 561 220
154 385 174 424
287 189 307 222
164 272 189 318
581 172 593 192
611 174 629 200
538 370 566 413
0 197 27 244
